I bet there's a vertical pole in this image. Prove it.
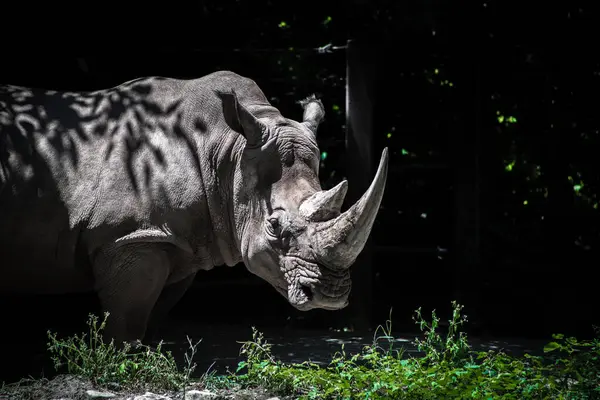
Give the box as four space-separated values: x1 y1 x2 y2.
453 49 482 322
341 39 374 330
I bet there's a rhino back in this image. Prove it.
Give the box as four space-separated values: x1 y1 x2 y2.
0 71 261 292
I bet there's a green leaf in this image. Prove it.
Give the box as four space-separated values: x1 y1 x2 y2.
323 16 332 25
543 342 561 353
236 361 247 373
552 333 565 340
278 21 288 28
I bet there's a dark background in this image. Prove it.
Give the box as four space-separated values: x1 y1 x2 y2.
1 0 598 382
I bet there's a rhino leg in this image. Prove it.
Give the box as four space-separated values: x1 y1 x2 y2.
93 243 171 346
145 273 197 343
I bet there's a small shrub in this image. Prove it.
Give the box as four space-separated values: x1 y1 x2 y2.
46 312 188 391
412 300 471 365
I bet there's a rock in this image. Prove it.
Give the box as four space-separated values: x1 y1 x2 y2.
87 389 117 398
184 389 217 399
129 392 172 400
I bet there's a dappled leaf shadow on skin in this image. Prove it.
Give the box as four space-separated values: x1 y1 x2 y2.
0 77 209 197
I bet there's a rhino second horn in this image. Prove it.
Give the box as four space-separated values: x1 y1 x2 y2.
299 180 348 222
311 148 389 268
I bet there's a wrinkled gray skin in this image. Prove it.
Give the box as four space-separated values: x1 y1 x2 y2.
0 71 388 344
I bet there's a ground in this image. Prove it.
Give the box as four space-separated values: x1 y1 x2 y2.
1 374 286 400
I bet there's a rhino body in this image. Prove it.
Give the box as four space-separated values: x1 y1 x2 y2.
0 71 388 344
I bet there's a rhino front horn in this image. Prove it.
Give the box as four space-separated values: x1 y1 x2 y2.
311 148 389 268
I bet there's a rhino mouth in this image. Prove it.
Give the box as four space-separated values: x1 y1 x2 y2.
280 257 351 311
289 276 317 308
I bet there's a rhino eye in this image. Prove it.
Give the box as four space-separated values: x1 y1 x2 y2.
266 217 281 237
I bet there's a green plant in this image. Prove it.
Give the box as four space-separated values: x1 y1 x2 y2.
412 300 472 366
46 312 188 391
228 302 600 399
181 335 203 397
543 327 600 397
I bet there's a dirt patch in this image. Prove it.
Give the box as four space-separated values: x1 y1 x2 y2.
1 375 93 400
0 374 289 399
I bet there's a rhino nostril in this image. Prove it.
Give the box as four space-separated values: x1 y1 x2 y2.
300 283 313 301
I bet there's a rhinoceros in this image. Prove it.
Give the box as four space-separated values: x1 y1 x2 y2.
0 71 388 344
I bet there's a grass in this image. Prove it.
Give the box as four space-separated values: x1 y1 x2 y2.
1 302 599 399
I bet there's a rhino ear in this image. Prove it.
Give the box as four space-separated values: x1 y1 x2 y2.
221 90 266 148
299 94 325 134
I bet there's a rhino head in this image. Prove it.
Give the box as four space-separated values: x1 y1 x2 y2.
226 91 388 311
